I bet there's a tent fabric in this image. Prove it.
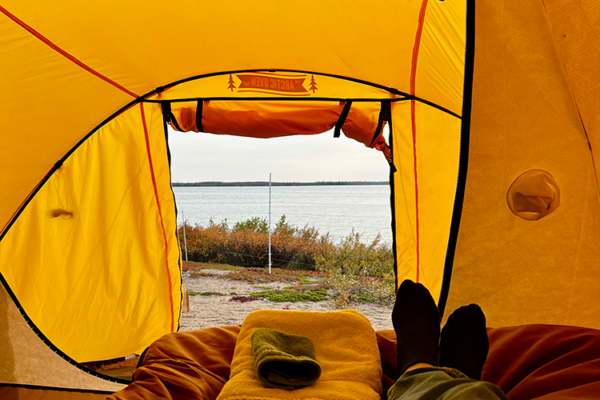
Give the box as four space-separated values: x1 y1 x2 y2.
441 0 600 331
0 386 111 400
391 101 462 302
0 103 181 362
542 1 600 187
108 324 600 400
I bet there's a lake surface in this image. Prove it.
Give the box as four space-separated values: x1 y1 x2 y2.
173 185 392 244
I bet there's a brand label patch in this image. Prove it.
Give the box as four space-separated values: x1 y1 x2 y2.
227 73 318 96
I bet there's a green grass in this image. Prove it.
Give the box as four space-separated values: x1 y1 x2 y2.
189 291 226 296
184 261 243 271
249 288 328 302
252 285 275 290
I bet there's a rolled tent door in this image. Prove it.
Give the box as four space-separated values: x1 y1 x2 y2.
0 102 181 362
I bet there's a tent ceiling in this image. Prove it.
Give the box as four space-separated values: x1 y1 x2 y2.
0 0 465 235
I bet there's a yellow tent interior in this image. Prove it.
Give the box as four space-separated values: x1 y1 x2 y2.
0 0 599 397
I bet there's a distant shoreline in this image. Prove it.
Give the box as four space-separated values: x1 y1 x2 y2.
173 181 388 187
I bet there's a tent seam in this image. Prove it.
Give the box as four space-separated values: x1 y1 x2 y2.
153 69 462 119
410 0 429 283
0 5 139 99
160 106 184 330
140 104 176 333
438 0 476 315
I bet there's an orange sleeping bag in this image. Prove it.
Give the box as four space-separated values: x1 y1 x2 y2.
108 324 600 400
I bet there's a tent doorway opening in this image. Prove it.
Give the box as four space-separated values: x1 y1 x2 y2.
167 123 396 333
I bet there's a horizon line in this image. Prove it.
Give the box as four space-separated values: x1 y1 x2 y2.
173 180 389 186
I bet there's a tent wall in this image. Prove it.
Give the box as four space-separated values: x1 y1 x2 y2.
391 102 461 302
443 0 600 329
542 0 600 185
0 103 181 362
389 0 466 300
0 7 135 236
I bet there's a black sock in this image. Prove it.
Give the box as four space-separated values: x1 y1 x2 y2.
392 280 440 377
439 304 489 380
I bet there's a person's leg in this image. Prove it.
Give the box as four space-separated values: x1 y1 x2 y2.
391 280 440 378
388 367 508 400
389 280 507 400
439 304 489 380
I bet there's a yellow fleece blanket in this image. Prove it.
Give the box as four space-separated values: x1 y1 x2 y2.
216 309 382 400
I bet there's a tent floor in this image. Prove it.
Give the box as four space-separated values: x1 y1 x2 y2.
0 384 113 399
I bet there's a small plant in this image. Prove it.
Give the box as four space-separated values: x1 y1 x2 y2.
229 295 264 303
189 271 219 278
233 216 268 233
189 291 226 296
226 269 300 284
249 288 328 302
316 231 395 308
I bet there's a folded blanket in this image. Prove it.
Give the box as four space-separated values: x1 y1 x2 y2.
252 328 321 389
216 309 382 400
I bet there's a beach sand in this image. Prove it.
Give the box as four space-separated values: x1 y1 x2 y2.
179 269 394 332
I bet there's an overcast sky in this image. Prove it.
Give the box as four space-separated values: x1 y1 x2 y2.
167 126 391 183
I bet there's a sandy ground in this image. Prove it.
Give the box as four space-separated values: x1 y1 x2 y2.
180 269 394 332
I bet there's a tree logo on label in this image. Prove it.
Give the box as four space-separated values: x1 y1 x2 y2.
227 74 236 91
309 75 318 93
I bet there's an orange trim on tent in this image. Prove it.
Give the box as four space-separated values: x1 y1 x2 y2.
410 0 429 283
140 104 175 332
1 180 43 236
0 5 139 99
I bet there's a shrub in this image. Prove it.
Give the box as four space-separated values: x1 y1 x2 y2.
316 232 395 307
233 217 268 233
316 231 393 277
179 216 333 270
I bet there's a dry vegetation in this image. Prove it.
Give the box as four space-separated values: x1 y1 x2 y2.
180 216 396 307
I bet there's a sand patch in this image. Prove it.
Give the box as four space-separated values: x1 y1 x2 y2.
180 269 394 331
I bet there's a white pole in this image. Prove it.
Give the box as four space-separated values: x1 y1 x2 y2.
182 209 188 262
268 173 272 274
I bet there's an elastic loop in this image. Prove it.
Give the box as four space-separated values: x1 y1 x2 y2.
334 101 353 138
196 100 204 132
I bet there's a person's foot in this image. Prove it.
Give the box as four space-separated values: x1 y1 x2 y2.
439 304 489 380
392 280 440 377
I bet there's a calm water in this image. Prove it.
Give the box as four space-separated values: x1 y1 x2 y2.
173 185 392 244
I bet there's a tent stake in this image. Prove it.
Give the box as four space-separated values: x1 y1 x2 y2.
183 289 189 313
268 173 272 274
182 209 188 262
